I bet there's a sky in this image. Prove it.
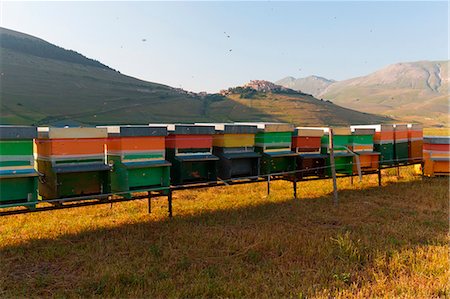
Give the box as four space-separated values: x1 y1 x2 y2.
1 1 448 92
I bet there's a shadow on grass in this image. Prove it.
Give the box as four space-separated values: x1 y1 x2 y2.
0 178 448 297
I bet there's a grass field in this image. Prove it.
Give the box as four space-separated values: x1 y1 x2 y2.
0 168 448 298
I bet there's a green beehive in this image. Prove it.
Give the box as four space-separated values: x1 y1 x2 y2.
393 124 409 163
351 125 395 166
0 126 38 209
165 125 219 185
249 123 297 175
104 126 171 196
321 128 354 175
36 127 111 200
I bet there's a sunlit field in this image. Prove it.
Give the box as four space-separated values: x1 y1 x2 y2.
0 167 448 298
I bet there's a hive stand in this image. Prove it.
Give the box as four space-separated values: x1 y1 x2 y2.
0 126 38 209
103 126 171 197
423 136 450 177
292 127 328 179
166 125 219 185
350 128 380 173
196 123 261 180
351 124 395 167
321 128 354 176
247 123 297 176
35 127 110 200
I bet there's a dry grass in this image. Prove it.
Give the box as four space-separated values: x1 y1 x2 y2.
0 168 448 298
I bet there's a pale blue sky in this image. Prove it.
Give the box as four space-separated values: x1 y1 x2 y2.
1 1 448 92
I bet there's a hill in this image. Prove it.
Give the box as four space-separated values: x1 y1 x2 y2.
0 27 390 126
277 61 449 126
222 81 390 126
276 75 335 97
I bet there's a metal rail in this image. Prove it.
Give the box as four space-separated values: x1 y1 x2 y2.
0 161 424 218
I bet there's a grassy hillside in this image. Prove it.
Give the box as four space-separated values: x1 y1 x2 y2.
0 27 390 126
322 61 449 126
278 61 449 126
225 90 391 126
0 168 448 297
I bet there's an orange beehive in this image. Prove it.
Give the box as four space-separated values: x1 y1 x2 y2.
422 136 450 176
407 124 423 163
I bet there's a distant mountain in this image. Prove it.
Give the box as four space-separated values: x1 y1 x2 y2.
0 27 391 126
277 61 449 126
276 76 335 97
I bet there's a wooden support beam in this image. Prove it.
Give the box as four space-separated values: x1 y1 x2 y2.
328 128 339 204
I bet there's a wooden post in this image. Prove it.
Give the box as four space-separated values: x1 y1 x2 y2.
147 191 152 214
328 128 339 204
267 175 271 196
168 190 173 218
293 178 297 199
378 169 382 186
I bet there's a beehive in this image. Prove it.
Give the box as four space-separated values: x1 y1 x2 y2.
351 124 394 166
35 127 110 199
165 125 218 185
393 124 409 163
350 128 380 173
292 127 328 179
104 126 171 195
197 123 260 180
244 123 296 175
407 124 423 163
422 136 450 176
321 128 354 175
0 126 38 208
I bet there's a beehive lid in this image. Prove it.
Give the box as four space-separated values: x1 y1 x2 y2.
351 124 394 132
223 124 257 134
393 124 408 131
352 128 376 135
407 123 423 130
331 127 351 135
172 124 215 135
101 126 167 137
195 123 257 134
424 136 450 144
0 125 37 139
40 127 108 139
235 122 293 132
294 127 326 137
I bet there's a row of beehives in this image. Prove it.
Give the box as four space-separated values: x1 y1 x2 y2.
0 122 446 209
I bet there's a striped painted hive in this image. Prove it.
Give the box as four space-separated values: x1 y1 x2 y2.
292 127 325 153
165 125 219 185
351 124 395 166
244 123 297 176
422 136 450 176
35 127 110 200
407 124 423 163
103 126 171 195
351 128 380 172
393 124 409 163
0 126 38 208
292 127 328 179
195 124 261 180
321 128 354 176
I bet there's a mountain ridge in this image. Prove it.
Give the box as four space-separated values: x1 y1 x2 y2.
276 60 449 126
